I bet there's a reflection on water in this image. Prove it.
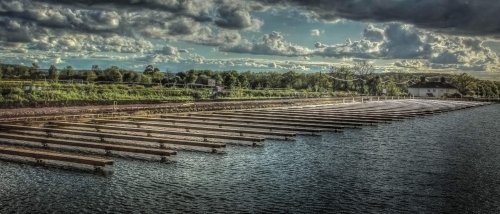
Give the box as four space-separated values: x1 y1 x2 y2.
1 104 499 213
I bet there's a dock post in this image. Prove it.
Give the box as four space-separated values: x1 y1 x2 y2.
160 156 167 163
35 159 45 166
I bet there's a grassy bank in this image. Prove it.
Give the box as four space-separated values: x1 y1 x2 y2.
0 81 351 108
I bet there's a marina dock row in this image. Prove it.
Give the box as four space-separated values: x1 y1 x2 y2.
0 99 490 174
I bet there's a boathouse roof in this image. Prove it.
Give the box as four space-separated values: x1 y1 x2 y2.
409 81 457 89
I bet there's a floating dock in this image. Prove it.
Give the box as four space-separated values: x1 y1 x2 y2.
0 98 491 174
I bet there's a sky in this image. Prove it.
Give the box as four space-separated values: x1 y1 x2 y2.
1 0 500 79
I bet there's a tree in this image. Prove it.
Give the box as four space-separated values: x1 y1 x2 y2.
222 71 238 89
452 73 476 95
143 65 154 75
238 73 250 88
91 65 103 76
104 66 123 82
29 63 43 79
143 65 163 83
353 62 374 94
84 70 97 82
367 75 382 95
281 70 299 88
185 70 198 84
330 66 353 91
48 65 59 81
5 66 14 77
150 67 164 83
385 79 401 96
139 74 151 84
62 65 75 80
123 71 138 82
213 73 223 86
420 76 427 83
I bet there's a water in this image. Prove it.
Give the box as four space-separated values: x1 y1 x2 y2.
1 104 500 213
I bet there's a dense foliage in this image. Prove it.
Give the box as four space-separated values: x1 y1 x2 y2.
1 62 499 105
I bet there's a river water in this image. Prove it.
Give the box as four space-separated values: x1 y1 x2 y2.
1 104 499 213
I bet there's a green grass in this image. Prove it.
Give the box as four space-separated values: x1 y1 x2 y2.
0 81 350 106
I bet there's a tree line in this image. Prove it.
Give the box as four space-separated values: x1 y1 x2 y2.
1 62 499 97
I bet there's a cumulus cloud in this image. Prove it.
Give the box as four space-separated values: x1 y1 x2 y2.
220 31 314 57
215 6 263 30
0 0 262 50
54 57 64 64
29 34 154 53
1 0 499 73
314 23 499 71
310 29 321 36
220 23 498 72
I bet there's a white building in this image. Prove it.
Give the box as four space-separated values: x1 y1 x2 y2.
408 81 459 97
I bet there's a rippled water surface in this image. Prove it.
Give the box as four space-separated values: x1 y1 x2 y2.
1 104 500 213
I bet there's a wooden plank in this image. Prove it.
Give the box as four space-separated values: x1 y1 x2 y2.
209 111 375 125
256 107 403 120
0 124 225 149
48 121 265 142
247 110 394 122
161 115 345 130
91 119 296 138
0 145 113 167
0 133 176 156
278 109 416 119
129 117 323 133
184 113 361 128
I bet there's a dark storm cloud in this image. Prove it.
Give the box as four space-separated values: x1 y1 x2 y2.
31 0 213 22
257 0 500 36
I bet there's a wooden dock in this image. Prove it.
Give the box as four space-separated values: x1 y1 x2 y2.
0 145 113 173
0 99 490 174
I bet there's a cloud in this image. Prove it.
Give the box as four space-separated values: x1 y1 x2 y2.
0 0 261 48
394 60 428 69
220 31 314 57
310 29 320 36
220 23 498 72
314 24 499 71
29 34 154 53
54 57 64 64
257 0 500 36
215 5 263 30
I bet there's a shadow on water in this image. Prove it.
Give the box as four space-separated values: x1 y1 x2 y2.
1 104 500 213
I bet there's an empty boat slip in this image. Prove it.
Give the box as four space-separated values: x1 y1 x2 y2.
0 99 490 174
